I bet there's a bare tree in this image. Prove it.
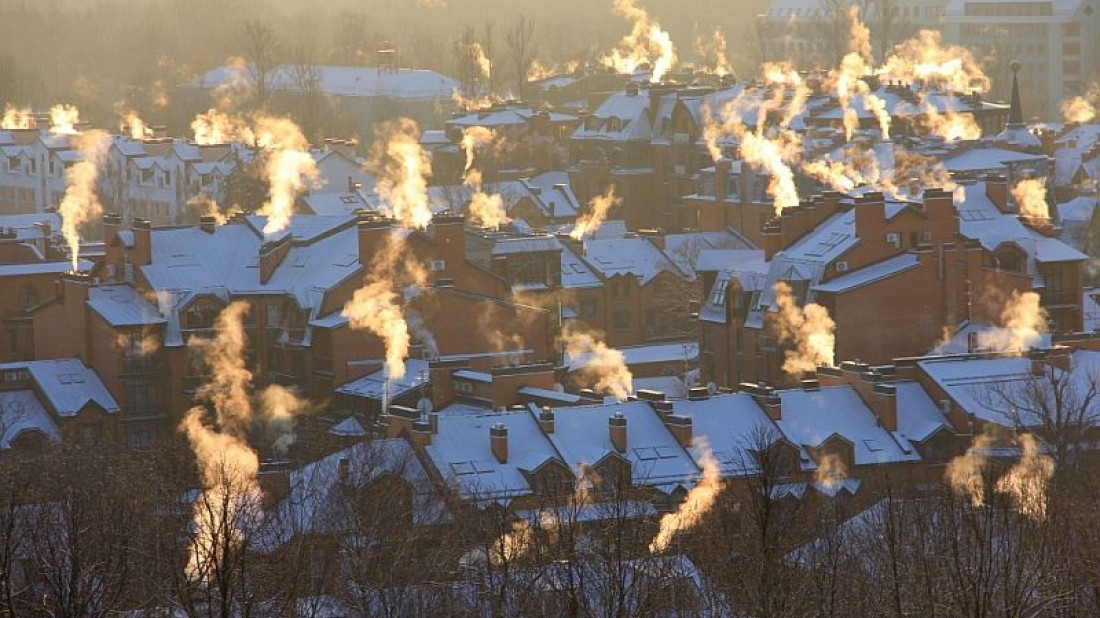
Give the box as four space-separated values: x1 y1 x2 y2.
243 20 279 109
288 43 324 142
977 356 1100 475
504 16 537 101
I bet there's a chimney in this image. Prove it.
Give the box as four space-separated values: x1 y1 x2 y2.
385 405 420 438
357 214 395 269
853 192 886 243
922 188 955 229
258 234 292 285
538 406 555 433
490 423 509 463
609 411 627 453
132 218 152 267
199 214 218 234
761 223 784 260
102 212 122 245
429 213 467 274
985 175 1010 213
666 414 693 448
742 383 782 420
687 386 710 401
258 460 292 509
411 417 433 446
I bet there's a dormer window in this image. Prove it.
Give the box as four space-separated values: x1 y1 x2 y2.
995 245 1025 273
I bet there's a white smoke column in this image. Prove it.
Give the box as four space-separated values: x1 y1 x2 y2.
464 169 510 230
191 109 252 145
1011 178 1049 220
1061 96 1096 123
469 42 492 80
561 324 633 401
772 282 836 375
878 30 990 94
694 28 732 77
570 185 620 240
603 0 677 83
975 291 1047 353
1 105 34 130
461 126 495 174
994 433 1054 521
814 453 848 490
49 104 80 135
649 437 721 553
58 130 111 272
702 63 807 215
252 115 320 235
831 8 890 141
259 384 306 457
181 302 259 580
921 101 981 142
343 233 429 380
118 108 152 140
368 119 434 230
946 428 997 507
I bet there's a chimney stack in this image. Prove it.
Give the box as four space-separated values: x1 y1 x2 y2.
666 415 693 448
538 406 555 433
490 423 509 463
199 214 218 234
609 411 627 453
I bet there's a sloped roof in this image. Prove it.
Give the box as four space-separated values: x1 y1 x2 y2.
0 359 119 418
0 390 60 449
87 284 166 327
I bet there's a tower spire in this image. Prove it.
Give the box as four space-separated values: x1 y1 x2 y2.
1008 59 1024 126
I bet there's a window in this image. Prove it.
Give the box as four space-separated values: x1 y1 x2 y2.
885 232 901 249
996 248 1023 273
1045 268 1063 294
429 259 447 272
127 381 159 415
18 285 37 310
7 157 21 173
266 303 283 328
612 310 631 330
835 261 849 273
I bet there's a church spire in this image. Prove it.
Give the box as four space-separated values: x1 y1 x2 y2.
1008 59 1024 126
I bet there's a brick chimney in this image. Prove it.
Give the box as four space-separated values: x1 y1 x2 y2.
59 272 92 360
385 405 420 438
985 175 1010 213
357 214 396 269
131 219 152 267
922 188 956 228
199 214 218 234
538 406 555 433
258 461 292 510
609 411 628 453
742 383 782 420
429 213 467 276
666 414 693 448
853 192 886 244
490 423 509 463
259 234 292 285
410 417 433 447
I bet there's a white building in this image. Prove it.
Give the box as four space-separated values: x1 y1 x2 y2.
942 0 1100 119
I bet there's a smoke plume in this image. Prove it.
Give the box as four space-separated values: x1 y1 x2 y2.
49 104 80 135
946 427 997 507
603 0 676 83
1061 96 1096 124
772 282 836 375
1011 177 1049 220
343 232 430 380
975 291 1047 353
367 119 435 229
649 437 721 553
252 115 320 235
118 107 152 140
570 185 620 239
1 105 34 130
814 453 848 490
994 433 1054 522
560 323 633 401
694 28 732 77
58 130 111 272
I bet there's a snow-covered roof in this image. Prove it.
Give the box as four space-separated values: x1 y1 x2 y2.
942 147 1045 173
582 237 684 285
813 253 921 293
894 381 953 443
695 249 767 274
0 359 119 418
335 359 430 402
424 407 562 503
87 284 166 327
664 230 755 277
566 341 698 372
0 390 61 449
545 401 700 489
572 90 653 142
560 243 602 289
775 386 922 466
670 393 779 476
447 106 576 128
264 438 451 548
0 260 91 278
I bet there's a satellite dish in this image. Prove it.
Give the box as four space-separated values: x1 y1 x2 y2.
707 382 717 395
552 382 565 392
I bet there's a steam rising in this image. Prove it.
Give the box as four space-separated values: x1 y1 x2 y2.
994 433 1054 521
946 428 996 508
1 105 34 130
649 438 720 553
342 233 429 381
58 130 111 272
561 324 633 401
1011 178 1049 220
975 291 1047 353
367 119 434 230
772 282 836 375
118 108 152 140
694 28 732 77
830 8 890 140
603 0 676 83
570 185 620 240
252 115 320 235
461 127 510 229
814 453 848 490
49 104 80 135
1061 96 1096 124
